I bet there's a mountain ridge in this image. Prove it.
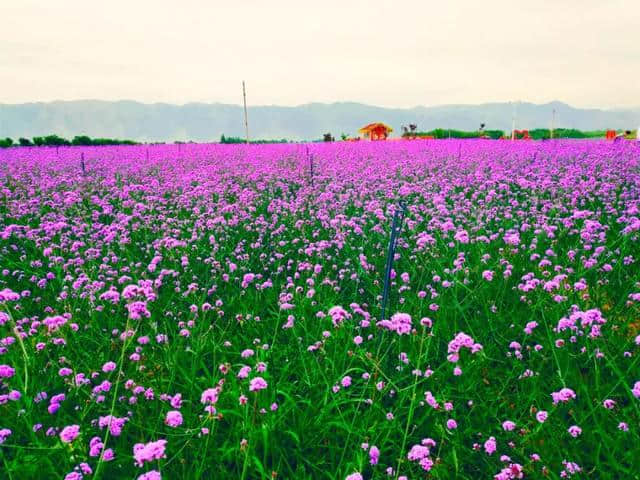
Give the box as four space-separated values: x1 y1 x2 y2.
1 100 638 142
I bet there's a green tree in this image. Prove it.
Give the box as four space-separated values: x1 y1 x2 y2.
43 134 70 146
72 135 92 146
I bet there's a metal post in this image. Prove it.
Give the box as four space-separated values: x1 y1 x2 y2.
242 81 249 144
381 201 408 320
307 146 314 187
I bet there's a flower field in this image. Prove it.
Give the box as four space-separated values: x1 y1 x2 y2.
1 140 639 479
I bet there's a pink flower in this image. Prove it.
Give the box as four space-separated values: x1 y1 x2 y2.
551 387 576 405
0 365 15 378
249 377 268 392
133 439 167 467
369 445 380 465
446 419 458 430
328 306 350 327
98 415 127 436
165 410 183 428
59 425 80 443
377 312 412 335
345 473 363 480
0 429 12 444
102 361 116 373
138 471 161 480
407 444 430 460
484 436 496 455
536 410 548 423
632 381 640 399
200 388 219 404
502 420 516 431
567 425 582 437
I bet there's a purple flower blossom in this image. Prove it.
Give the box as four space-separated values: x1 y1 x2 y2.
59 425 80 443
133 439 167 467
165 410 183 428
249 377 268 392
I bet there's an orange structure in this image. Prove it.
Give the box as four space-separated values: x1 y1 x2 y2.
513 129 531 140
359 123 393 140
605 130 617 140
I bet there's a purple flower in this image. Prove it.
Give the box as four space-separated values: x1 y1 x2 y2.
0 428 12 444
59 425 80 443
567 425 582 437
249 377 268 392
102 361 117 373
484 436 496 455
502 420 516 431
138 471 161 480
369 445 380 465
632 381 640 399
133 439 167 467
0 364 15 378
165 410 183 428
551 387 576 405
200 388 219 404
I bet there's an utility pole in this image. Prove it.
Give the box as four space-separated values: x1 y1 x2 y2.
550 108 556 139
511 101 516 141
242 81 249 144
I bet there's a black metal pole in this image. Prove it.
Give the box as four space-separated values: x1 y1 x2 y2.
307 146 314 187
381 201 407 320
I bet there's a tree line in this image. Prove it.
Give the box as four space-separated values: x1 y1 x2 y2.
403 128 615 140
0 135 137 148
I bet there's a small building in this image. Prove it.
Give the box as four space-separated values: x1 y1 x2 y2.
359 122 393 140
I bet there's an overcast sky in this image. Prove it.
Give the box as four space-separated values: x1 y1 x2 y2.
1 0 639 109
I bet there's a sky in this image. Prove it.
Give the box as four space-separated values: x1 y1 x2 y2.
1 0 639 109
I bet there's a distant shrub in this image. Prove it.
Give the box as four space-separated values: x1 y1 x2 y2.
529 129 608 140
220 134 289 144
71 135 93 146
0 138 14 148
43 135 71 146
408 129 504 140
18 137 33 146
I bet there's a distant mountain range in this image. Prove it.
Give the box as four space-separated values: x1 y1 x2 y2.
1 100 638 142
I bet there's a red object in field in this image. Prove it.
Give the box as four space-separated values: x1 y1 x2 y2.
605 130 617 140
358 123 393 141
513 130 531 140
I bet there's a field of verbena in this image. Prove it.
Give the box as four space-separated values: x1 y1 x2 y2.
1 141 639 479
